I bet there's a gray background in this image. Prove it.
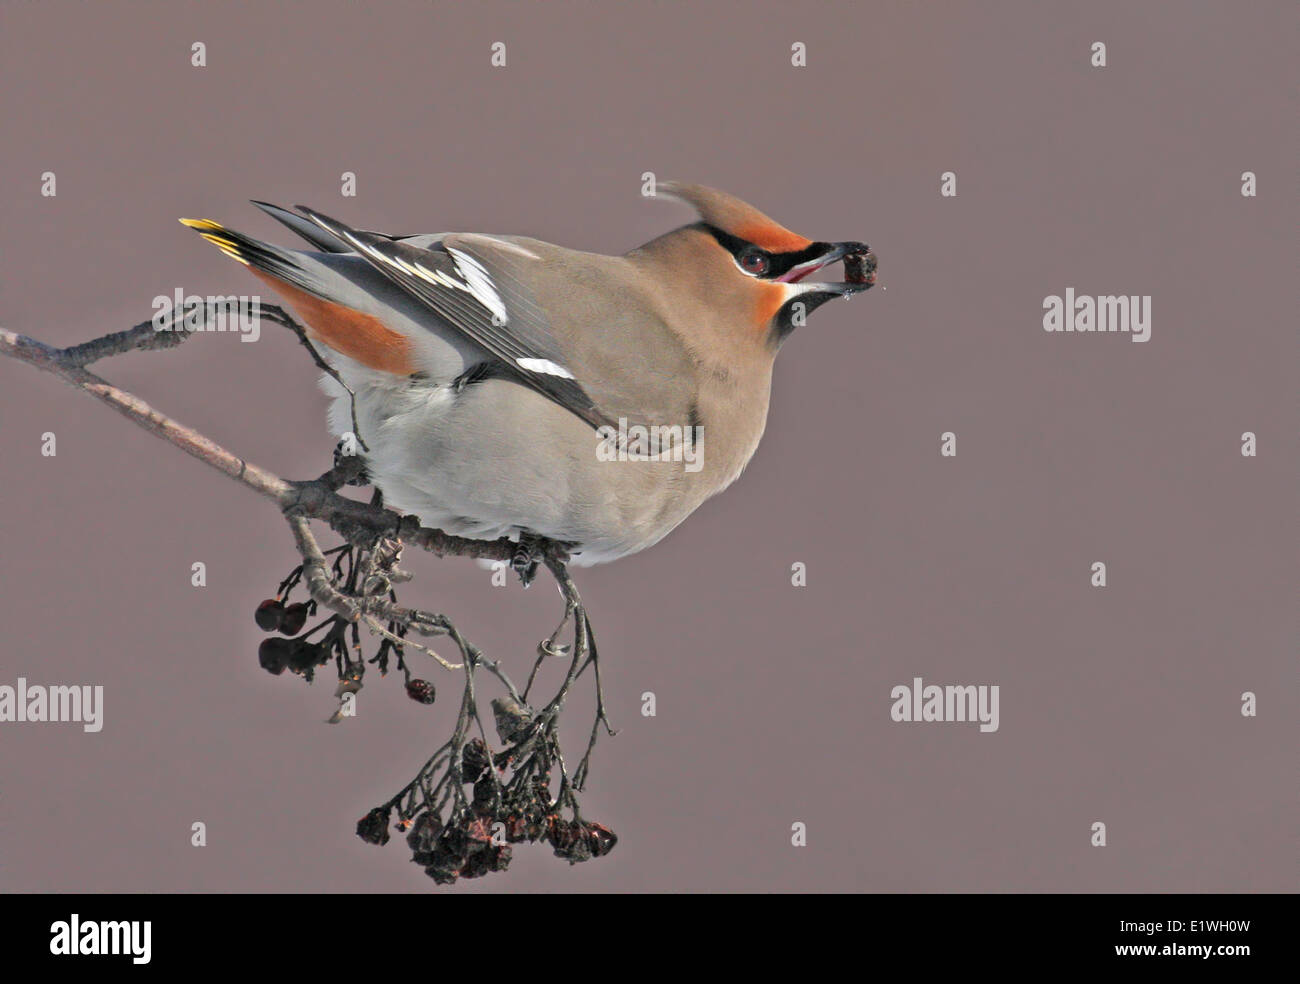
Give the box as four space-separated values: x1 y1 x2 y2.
0 1 1293 892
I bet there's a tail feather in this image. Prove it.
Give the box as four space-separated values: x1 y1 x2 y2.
179 216 417 375
249 200 414 253
248 201 354 254
179 218 330 300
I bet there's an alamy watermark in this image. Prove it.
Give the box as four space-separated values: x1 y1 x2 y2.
596 417 703 473
152 287 262 341
1043 288 1151 343
0 677 103 732
890 677 999 733
50 914 150 964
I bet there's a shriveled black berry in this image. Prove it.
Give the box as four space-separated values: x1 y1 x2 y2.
287 640 326 674
254 599 284 632
405 812 442 855
405 679 436 704
258 637 291 675
424 865 458 885
279 602 309 635
356 807 391 846
843 249 878 286
461 739 490 783
472 775 497 814
584 821 618 857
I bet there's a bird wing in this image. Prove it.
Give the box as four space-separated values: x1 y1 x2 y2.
291 205 614 431
440 232 700 430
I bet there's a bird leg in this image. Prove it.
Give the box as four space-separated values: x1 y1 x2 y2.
260 303 370 453
511 530 544 588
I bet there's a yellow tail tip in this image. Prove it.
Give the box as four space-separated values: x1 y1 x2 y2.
179 217 222 230
198 232 238 249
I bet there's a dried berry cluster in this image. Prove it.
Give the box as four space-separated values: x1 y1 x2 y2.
254 598 333 678
404 811 513 883
356 741 618 883
465 738 614 863
251 544 419 692
253 541 616 885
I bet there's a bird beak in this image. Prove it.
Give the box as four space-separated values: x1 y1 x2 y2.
778 241 876 295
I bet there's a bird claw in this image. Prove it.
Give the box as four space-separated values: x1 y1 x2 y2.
333 440 370 485
511 532 543 588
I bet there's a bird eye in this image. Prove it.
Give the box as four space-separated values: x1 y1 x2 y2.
738 248 771 276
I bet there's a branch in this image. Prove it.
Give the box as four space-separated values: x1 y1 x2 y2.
1 323 290 501
0 312 562 566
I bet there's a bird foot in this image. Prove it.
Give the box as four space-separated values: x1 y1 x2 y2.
333 439 370 486
512 531 543 588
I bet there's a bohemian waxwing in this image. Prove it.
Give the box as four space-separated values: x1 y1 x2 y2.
181 183 876 566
